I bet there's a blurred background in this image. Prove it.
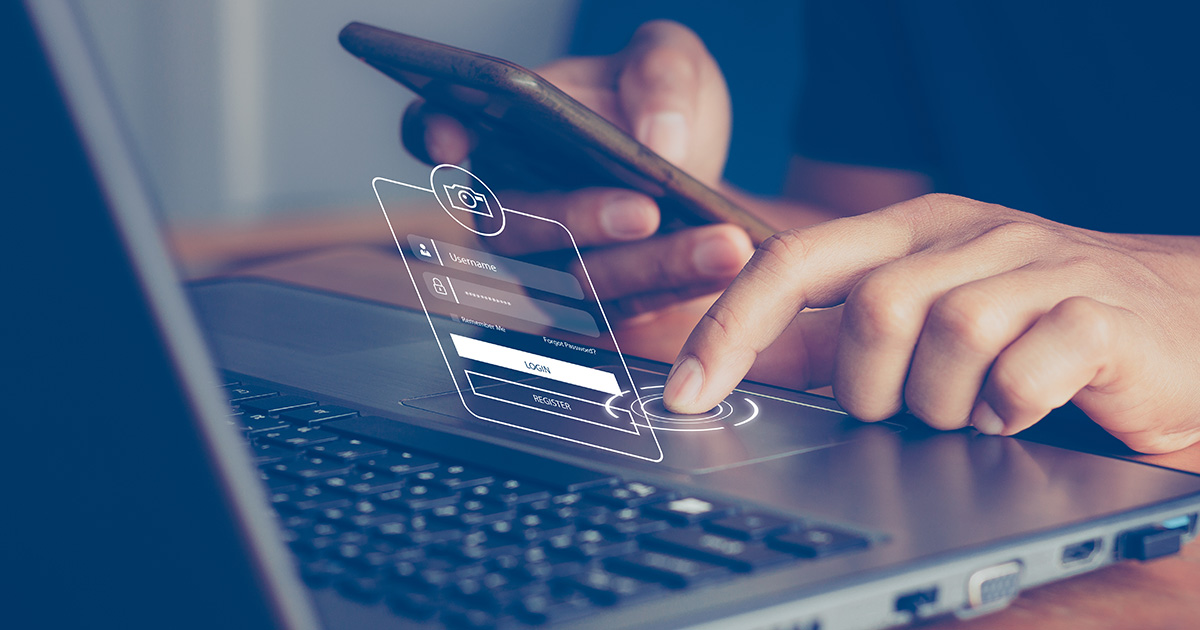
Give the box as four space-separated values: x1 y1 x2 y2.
77 0 801 273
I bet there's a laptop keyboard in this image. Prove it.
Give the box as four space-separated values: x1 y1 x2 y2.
224 377 874 629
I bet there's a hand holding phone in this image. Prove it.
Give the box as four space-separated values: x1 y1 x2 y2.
341 20 769 321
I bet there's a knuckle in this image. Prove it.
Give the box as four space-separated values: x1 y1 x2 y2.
699 300 746 346
844 272 921 344
900 193 1009 229
983 220 1056 246
919 192 966 206
752 230 812 277
1053 296 1115 347
928 288 1009 354
910 192 968 219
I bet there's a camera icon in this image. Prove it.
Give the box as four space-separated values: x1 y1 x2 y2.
443 184 493 218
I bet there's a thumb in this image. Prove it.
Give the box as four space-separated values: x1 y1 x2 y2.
617 21 729 181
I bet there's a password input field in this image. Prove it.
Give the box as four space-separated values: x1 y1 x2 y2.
426 273 599 337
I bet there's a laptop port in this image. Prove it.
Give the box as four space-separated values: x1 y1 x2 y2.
894 586 938 616
1158 513 1196 534
1060 538 1100 565
966 561 1021 611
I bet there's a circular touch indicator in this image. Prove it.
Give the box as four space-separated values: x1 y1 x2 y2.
430 163 506 237
608 385 760 432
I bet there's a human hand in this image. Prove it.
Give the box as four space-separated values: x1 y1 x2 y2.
662 193 1200 454
401 21 754 320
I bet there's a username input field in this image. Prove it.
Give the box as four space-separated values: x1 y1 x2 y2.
408 234 584 299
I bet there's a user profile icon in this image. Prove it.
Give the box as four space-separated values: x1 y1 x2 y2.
431 163 505 237
407 234 442 265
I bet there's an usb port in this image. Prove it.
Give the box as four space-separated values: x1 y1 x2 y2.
895 586 938 616
1060 538 1100 565
1159 514 1194 532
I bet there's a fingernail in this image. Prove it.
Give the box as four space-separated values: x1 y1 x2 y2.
600 194 655 239
693 234 749 278
663 356 704 411
637 111 688 164
972 401 1005 435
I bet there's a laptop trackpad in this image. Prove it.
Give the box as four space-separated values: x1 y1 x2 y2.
404 368 903 475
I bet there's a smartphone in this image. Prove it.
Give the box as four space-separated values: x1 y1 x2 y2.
338 21 777 244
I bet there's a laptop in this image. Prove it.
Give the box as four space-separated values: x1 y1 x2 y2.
13 2 1200 629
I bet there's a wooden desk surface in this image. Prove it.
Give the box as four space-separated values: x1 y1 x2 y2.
183 227 1200 628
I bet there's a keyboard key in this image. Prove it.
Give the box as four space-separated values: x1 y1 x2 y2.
247 440 297 464
768 526 869 558
432 498 515 526
475 478 551 505
260 426 340 449
271 484 352 513
236 412 290 435
605 550 727 588
404 514 468 545
643 496 734 525
587 481 675 508
522 495 602 523
563 568 654 606
240 395 317 415
643 529 792 571
268 456 353 481
370 514 467 549
320 499 407 528
450 530 524 561
415 464 495 491
508 587 591 626
305 438 387 462
331 534 403 570
321 470 407 496
704 513 792 541
288 521 342 555
579 507 670 538
259 470 299 492
358 450 441 476
280 404 358 425
225 384 277 402
489 513 574 543
448 572 511 610
545 528 637 560
393 558 483 592
376 483 459 512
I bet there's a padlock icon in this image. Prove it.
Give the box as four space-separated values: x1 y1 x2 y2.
431 277 448 296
